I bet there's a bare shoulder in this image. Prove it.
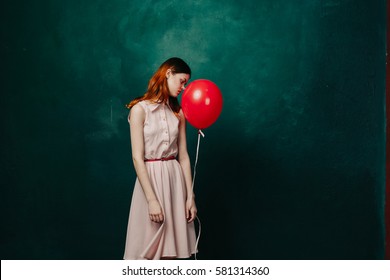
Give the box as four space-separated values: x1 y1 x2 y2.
129 103 146 124
178 109 186 126
178 108 185 119
131 102 145 114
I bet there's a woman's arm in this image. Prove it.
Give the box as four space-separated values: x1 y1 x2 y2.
129 104 164 223
177 109 197 223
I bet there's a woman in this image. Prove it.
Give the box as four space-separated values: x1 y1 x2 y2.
123 57 197 260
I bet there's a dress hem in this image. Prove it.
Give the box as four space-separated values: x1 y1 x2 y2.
123 251 198 260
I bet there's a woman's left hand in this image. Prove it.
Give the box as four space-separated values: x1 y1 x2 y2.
186 197 197 223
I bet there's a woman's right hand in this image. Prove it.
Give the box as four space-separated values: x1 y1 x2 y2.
148 199 164 223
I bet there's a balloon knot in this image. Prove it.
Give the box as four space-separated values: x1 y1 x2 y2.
198 130 205 137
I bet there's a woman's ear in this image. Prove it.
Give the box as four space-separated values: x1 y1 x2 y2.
166 69 172 79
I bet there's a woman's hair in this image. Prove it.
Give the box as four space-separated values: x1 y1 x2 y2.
126 57 191 115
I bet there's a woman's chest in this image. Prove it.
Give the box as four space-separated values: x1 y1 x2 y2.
144 107 179 141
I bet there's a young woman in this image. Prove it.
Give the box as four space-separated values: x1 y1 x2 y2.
123 57 197 260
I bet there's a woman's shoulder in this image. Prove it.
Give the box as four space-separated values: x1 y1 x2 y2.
128 102 146 124
129 101 146 117
135 100 146 106
131 102 147 114
131 100 149 111
138 99 157 108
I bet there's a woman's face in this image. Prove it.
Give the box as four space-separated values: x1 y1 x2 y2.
166 70 190 98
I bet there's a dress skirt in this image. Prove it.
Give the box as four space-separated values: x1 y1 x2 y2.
123 160 197 260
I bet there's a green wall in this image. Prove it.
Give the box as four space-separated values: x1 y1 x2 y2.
1 0 386 259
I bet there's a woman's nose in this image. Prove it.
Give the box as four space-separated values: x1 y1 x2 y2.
182 85 186 90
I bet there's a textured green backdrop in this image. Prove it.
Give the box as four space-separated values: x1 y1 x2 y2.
1 0 386 259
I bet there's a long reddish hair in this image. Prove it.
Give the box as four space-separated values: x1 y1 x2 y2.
126 57 191 115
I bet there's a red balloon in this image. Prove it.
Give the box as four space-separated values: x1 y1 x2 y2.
181 79 223 129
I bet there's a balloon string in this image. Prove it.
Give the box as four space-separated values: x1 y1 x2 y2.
194 216 201 260
191 130 203 190
192 129 204 260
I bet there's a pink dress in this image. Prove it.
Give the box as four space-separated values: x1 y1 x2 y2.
123 100 197 260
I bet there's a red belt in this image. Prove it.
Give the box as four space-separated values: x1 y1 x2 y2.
144 156 176 162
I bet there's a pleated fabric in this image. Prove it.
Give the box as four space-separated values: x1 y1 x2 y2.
123 100 197 260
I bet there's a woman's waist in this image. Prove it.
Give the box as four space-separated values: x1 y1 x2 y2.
144 154 177 162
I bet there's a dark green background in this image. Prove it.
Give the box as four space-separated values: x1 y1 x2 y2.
1 0 386 259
